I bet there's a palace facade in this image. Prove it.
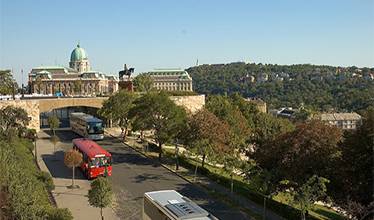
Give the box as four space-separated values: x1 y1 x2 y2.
143 69 193 92
28 44 118 96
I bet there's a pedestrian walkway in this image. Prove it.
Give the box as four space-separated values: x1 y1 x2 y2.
106 127 284 220
36 131 119 220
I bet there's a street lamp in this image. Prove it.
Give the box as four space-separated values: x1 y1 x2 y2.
175 139 179 171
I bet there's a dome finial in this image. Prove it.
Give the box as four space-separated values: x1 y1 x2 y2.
77 41 80 48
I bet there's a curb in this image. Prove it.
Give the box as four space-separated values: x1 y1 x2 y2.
33 140 58 207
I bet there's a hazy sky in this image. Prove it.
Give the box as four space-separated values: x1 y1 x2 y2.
1 0 373 84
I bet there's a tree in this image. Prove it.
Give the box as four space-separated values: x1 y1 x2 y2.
64 149 82 188
254 120 342 184
251 113 294 148
0 69 17 95
129 92 187 161
0 105 30 138
25 128 38 162
290 175 330 220
206 95 251 152
244 166 282 220
88 177 113 220
48 115 60 136
50 135 60 155
186 62 374 112
333 107 374 206
99 90 136 141
133 73 153 93
184 108 229 169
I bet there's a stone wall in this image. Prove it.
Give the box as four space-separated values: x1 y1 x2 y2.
0 95 205 131
0 100 40 131
170 95 205 114
38 97 108 112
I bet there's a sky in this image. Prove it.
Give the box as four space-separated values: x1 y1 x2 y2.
1 0 374 84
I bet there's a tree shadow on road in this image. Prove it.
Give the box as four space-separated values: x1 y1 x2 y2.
41 150 86 180
133 173 173 183
110 151 160 167
43 130 81 143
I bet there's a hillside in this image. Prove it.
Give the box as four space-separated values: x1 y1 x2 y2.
186 62 374 111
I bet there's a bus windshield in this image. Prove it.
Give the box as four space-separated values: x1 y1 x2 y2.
90 157 111 168
87 122 104 134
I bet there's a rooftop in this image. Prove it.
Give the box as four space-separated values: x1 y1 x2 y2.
320 112 362 121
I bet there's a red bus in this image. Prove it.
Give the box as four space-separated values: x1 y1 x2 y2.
72 138 112 179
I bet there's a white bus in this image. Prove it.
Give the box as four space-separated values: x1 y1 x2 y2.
70 112 104 140
143 190 218 220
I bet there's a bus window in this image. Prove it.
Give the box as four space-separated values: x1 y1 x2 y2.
87 122 103 134
90 157 111 168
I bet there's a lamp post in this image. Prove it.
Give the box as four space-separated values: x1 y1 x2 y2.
33 132 38 163
175 139 179 171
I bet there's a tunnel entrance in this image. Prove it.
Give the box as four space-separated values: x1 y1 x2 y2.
40 106 101 128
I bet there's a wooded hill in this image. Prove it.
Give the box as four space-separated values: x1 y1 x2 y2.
186 62 374 112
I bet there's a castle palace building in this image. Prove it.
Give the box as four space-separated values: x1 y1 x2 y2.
143 69 193 91
29 43 118 96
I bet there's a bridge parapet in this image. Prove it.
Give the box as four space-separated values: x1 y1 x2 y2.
0 95 204 132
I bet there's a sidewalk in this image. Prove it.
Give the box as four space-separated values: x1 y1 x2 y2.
106 127 284 220
36 131 119 220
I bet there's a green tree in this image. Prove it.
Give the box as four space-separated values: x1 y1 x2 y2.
48 115 60 136
50 135 60 155
290 175 330 220
334 107 374 207
99 90 136 140
130 92 187 161
0 69 17 95
64 149 82 188
0 105 30 138
25 128 38 162
206 95 251 151
186 62 374 112
251 113 294 147
133 73 154 92
88 177 113 220
217 152 242 194
244 166 282 220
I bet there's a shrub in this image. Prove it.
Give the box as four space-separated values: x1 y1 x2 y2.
0 139 54 219
37 171 55 191
147 142 159 152
48 208 73 220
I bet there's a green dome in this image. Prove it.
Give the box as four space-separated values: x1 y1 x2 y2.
70 43 88 62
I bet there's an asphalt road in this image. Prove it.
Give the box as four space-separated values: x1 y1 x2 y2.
53 130 250 220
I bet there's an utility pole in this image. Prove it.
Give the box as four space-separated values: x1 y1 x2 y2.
21 69 24 98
